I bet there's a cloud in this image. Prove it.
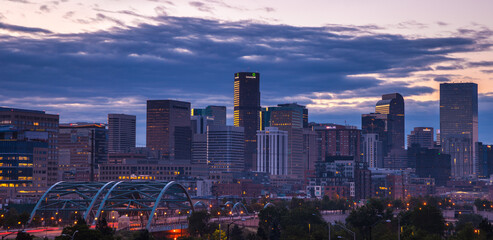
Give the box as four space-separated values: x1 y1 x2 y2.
0 22 52 33
468 61 493 67
7 0 31 3
75 13 125 26
40 5 50 13
434 77 450 82
435 64 464 70
0 16 490 143
481 69 493 74
189 1 214 12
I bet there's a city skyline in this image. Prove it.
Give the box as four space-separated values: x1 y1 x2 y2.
1 0 493 146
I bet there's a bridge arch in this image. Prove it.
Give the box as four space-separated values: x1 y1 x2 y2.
29 181 194 231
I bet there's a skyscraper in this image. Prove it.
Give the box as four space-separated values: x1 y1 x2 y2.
362 93 405 169
146 100 192 161
407 127 434 149
192 105 227 126
0 107 59 186
58 123 108 181
261 103 305 179
234 72 260 171
108 114 136 153
207 125 244 175
375 93 405 152
440 83 478 179
311 123 361 162
257 127 288 175
0 125 49 201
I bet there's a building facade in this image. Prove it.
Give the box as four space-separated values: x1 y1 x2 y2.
0 107 59 191
257 127 288 175
192 105 227 126
261 103 305 179
207 125 245 176
58 123 108 181
440 83 478 179
407 127 434 149
0 126 49 201
311 123 361 163
108 114 136 153
234 72 260 171
146 100 192 160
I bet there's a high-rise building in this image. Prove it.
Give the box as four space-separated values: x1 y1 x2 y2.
311 123 361 163
108 114 136 153
261 103 305 179
234 72 260 171
362 93 405 169
58 123 108 181
0 107 59 187
192 106 227 126
303 128 318 174
362 133 383 168
407 127 434 149
146 100 192 160
0 126 49 201
476 143 493 179
362 113 389 156
375 93 405 153
408 144 451 186
207 125 244 176
257 127 288 175
440 83 478 179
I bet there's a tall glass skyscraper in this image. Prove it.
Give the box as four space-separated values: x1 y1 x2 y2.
440 83 478 179
375 93 405 152
234 72 260 171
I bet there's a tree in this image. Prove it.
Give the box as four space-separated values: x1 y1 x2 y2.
15 231 33 240
455 214 483 232
96 218 114 237
133 230 154 240
55 217 106 240
230 224 244 240
409 205 445 236
257 206 285 240
212 229 226 240
188 211 211 238
346 198 392 240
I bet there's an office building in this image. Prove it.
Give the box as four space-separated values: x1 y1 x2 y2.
303 128 318 174
108 114 136 153
362 113 389 156
476 142 493 179
146 100 192 160
311 123 361 163
257 127 288 175
362 133 383 168
192 106 227 126
0 126 49 201
261 103 305 179
191 115 214 135
234 72 260 171
408 145 451 186
58 123 108 181
207 125 244 176
407 127 434 149
0 107 59 188
440 83 478 179
375 93 405 152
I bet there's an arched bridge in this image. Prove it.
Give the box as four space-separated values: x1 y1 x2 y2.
29 181 194 232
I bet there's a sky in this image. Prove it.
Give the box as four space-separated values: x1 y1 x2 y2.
0 0 492 146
